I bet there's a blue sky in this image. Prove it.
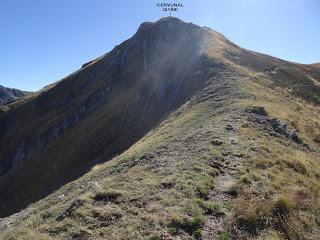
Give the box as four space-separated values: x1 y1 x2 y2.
0 0 319 91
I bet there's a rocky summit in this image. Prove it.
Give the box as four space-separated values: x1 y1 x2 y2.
0 17 319 240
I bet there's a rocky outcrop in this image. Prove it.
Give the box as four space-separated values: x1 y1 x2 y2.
246 106 308 148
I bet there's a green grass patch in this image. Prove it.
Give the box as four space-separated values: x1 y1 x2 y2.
196 175 214 199
196 199 223 215
218 232 230 240
168 213 204 237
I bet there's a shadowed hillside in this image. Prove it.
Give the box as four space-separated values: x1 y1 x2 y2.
0 17 319 240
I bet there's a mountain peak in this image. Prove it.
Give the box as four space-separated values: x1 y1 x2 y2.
135 17 201 37
133 17 237 63
139 16 185 27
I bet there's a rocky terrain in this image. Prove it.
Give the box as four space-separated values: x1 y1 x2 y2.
0 85 28 105
0 17 319 239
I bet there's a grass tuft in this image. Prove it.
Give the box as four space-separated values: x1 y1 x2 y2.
196 176 214 199
168 213 204 236
92 190 122 203
272 196 293 217
196 199 223 215
218 232 230 240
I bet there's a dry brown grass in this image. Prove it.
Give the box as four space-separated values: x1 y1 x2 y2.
229 74 320 239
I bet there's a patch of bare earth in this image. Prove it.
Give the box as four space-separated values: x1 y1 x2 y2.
203 117 243 239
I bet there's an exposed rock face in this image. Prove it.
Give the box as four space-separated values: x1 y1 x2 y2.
246 106 308 148
0 85 27 105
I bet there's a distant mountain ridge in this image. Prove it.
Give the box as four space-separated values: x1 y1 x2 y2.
0 85 28 105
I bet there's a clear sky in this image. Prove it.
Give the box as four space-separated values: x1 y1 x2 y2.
1 0 319 91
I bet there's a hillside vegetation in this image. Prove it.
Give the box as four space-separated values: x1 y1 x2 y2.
0 17 319 240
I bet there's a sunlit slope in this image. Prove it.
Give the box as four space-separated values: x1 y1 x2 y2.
0 17 319 239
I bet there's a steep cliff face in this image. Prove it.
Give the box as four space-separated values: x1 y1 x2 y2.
0 17 319 240
0 85 27 105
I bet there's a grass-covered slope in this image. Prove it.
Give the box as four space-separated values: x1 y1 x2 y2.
0 17 319 239
0 63 246 239
0 17 216 217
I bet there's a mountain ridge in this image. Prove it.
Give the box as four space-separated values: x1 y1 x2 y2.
0 17 319 240
0 85 28 105
0 16 218 215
